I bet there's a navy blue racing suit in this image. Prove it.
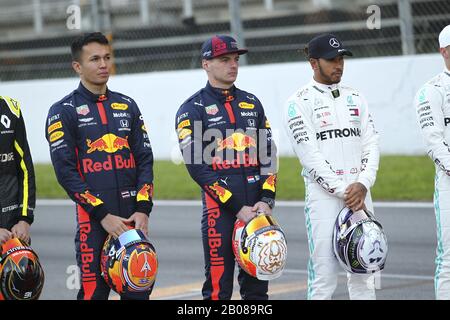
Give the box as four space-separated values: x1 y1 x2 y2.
45 83 154 300
175 82 277 300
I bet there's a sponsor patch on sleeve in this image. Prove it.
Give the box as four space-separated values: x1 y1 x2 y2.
178 128 192 140
209 182 232 203
49 130 64 142
47 121 62 134
177 119 191 129
262 175 277 192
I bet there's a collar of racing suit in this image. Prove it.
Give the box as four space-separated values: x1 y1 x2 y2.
310 78 341 99
444 67 450 77
77 82 111 102
205 81 236 102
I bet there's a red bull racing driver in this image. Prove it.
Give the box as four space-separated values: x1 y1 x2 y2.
45 32 154 300
175 35 278 300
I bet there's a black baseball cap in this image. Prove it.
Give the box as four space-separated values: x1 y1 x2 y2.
307 33 353 59
201 35 248 60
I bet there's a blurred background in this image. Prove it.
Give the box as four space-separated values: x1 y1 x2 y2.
0 0 448 81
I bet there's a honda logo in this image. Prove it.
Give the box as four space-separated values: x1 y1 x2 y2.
120 119 129 128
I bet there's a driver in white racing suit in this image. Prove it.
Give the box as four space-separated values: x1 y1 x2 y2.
283 33 380 299
414 25 450 300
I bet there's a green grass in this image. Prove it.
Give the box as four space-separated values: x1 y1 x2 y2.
35 156 436 201
372 155 435 201
35 164 66 198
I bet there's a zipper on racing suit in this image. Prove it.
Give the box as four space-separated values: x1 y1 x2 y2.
223 91 249 208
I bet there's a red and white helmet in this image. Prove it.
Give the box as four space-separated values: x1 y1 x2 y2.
232 214 287 280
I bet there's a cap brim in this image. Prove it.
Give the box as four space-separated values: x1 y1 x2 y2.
236 49 248 55
321 49 353 59
205 48 249 60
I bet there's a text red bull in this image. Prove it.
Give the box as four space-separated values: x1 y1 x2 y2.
82 154 136 173
212 153 258 171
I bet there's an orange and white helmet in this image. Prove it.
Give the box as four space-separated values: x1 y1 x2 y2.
101 228 158 295
232 214 287 280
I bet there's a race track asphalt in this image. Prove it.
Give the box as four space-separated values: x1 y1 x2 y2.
31 201 436 300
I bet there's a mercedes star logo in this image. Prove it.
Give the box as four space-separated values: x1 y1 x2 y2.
329 38 340 48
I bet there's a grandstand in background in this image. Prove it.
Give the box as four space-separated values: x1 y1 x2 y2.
0 0 448 81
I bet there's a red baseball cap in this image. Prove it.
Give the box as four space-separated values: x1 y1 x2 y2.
201 35 248 60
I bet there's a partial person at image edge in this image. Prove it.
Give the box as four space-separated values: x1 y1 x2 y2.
414 24 450 300
0 96 35 245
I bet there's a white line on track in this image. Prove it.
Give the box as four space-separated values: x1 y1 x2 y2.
146 269 434 300
283 269 433 281
37 199 434 208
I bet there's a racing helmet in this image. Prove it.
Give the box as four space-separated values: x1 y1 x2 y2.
0 238 45 300
333 207 388 274
232 214 287 280
101 228 158 295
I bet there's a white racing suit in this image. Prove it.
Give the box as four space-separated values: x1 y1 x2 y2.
283 79 380 300
415 69 450 300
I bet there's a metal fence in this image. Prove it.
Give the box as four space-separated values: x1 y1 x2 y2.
0 0 448 81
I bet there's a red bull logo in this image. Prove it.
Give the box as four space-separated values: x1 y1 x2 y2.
137 184 153 201
209 182 232 203
86 134 129 154
79 191 104 207
217 133 257 152
262 175 277 193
